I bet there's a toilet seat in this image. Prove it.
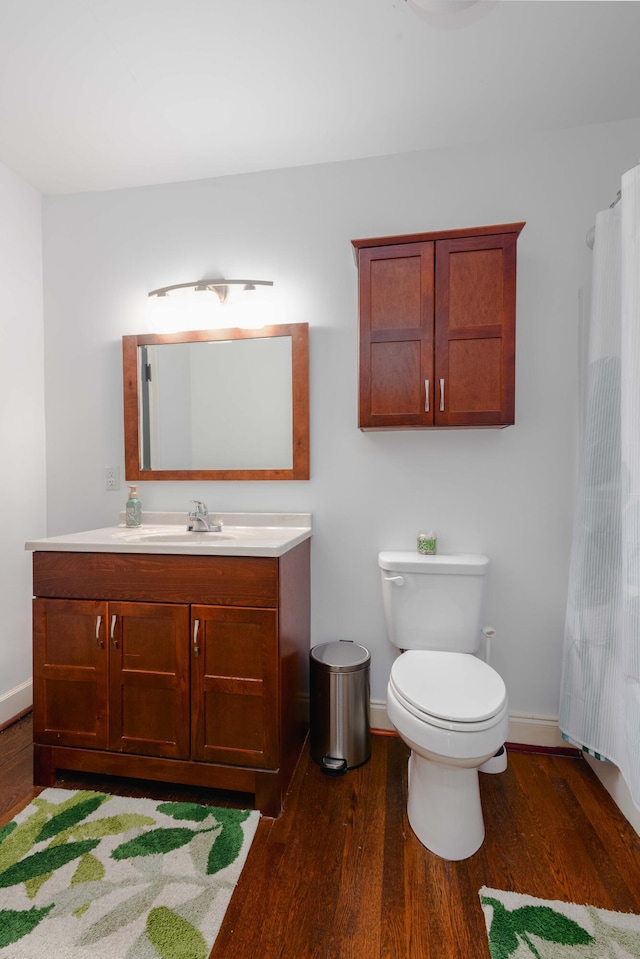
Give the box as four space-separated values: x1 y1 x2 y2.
389 650 507 731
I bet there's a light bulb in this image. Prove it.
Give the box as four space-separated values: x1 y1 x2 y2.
227 283 275 329
146 287 223 333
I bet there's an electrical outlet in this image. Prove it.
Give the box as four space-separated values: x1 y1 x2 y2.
105 466 120 491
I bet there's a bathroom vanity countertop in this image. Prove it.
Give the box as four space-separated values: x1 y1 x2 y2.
25 512 312 558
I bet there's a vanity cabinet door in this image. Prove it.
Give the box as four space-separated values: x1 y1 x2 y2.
191 605 279 768
33 598 109 750
108 602 190 759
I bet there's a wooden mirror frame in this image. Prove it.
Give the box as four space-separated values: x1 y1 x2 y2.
123 323 309 481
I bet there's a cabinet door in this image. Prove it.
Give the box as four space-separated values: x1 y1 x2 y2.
191 606 278 767
33 598 109 749
358 242 435 428
108 602 190 759
435 232 517 427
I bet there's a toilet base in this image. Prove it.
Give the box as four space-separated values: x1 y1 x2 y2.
406 752 485 861
479 745 507 775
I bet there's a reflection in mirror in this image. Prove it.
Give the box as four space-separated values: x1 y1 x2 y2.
142 337 293 470
123 324 309 481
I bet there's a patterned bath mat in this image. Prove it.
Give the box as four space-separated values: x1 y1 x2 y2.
480 886 640 957
0 787 260 958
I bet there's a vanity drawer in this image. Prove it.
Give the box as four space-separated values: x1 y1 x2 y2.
32 552 279 607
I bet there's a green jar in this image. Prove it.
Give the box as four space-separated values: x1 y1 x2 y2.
417 531 437 555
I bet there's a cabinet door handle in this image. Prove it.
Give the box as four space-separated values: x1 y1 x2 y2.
424 379 429 413
95 614 104 649
110 614 118 648
439 378 445 412
193 619 200 657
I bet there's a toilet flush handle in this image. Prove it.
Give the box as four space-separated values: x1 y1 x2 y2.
384 575 405 586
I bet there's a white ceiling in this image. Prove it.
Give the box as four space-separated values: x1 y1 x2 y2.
0 0 639 196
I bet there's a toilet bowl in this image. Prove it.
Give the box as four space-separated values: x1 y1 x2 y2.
387 650 509 861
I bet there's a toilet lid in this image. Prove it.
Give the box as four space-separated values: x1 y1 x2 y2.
390 651 507 723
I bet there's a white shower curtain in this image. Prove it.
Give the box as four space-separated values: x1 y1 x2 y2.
560 163 640 811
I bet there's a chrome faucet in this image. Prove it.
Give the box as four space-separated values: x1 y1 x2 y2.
187 501 222 532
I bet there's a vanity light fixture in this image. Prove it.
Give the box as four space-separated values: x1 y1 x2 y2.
146 278 274 333
148 278 273 302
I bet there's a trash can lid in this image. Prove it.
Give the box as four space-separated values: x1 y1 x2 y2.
310 641 370 672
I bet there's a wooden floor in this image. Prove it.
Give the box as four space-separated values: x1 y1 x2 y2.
2 714 640 958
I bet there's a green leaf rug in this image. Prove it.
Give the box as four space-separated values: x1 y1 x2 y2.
0 787 260 958
480 886 640 958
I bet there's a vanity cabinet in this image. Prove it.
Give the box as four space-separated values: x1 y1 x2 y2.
31 544 310 816
352 222 525 429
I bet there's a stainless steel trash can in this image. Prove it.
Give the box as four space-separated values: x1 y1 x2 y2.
310 641 371 774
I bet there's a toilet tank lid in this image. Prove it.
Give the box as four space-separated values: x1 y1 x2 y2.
378 551 489 574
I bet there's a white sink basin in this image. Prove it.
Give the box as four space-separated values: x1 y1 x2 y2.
114 528 235 545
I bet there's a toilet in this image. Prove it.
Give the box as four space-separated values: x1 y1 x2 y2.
379 551 508 861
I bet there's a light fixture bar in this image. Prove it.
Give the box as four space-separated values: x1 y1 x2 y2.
148 279 273 298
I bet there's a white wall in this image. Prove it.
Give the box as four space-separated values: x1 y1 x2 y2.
0 160 46 723
41 117 640 733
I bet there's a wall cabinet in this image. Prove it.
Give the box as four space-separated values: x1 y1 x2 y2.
32 545 310 816
352 222 525 429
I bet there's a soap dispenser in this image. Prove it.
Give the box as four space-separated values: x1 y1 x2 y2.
125 485 142 527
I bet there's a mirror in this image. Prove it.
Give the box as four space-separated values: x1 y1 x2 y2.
123 323 309 480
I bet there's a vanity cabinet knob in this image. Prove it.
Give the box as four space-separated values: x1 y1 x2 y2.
193 619 200 657
95 615 104 649
439 378 445 412
424 379 430 413
110 614 118 648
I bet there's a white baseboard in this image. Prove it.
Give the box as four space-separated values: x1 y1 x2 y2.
370 701 566 749
506 712 567 749
370 701 394 732
0 679 32 728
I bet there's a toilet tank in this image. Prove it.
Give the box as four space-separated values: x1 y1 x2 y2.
378 551 489 652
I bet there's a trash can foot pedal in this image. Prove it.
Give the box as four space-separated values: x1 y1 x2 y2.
321 755 348 775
